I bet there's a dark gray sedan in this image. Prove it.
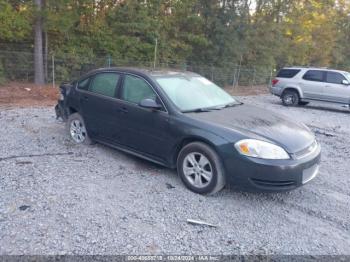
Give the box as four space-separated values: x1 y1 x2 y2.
56 68 321 194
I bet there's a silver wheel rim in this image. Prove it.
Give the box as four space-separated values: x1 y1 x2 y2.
70 119 87 143
284 94 295 105
182 152 213 188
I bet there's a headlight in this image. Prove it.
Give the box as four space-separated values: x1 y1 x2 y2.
234 139 290 160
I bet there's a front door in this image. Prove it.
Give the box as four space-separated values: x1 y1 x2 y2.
117 74 172 162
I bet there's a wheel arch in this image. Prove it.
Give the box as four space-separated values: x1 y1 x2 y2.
282 86 303 98
67 106 78 115
171 135 222 169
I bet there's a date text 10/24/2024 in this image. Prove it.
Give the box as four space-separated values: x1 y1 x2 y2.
127 256 220 261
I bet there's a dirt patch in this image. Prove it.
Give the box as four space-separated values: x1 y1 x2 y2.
0 82 268 108
0 82 59 107
225 85 269 96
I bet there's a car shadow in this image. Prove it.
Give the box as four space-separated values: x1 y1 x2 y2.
302 104 350 114
270 100 350 114
96 143 167 170
218 184 302 205
91 142 311 201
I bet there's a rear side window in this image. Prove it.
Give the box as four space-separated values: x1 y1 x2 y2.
303 70 325 82
89 73 120 97
77 78 90 90
277 69 300 78
326 72 346 84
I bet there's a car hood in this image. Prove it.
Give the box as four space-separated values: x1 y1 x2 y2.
186 104 315 153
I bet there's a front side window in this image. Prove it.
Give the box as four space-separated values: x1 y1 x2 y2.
326 72 346 84
303 70 325 82
121 75 157 104
89 73 120 97
77 78 90 90
155 74 238 112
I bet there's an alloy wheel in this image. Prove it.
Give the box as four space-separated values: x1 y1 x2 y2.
182 152 213 188
284 94 295 105
70 119 87 143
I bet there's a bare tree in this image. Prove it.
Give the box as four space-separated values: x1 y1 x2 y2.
34 0 45 85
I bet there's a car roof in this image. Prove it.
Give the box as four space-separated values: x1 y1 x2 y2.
282 67 349 74
82 67 200 79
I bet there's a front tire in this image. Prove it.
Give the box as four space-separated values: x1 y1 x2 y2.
177 142 226 195
282 90 299 106
66 113 93 145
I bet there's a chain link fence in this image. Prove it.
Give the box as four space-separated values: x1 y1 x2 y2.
0 51 274 88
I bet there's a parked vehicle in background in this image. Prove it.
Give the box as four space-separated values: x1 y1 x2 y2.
56 68 320 194
271 67 350 107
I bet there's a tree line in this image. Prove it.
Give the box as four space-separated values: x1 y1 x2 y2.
0 0 350 84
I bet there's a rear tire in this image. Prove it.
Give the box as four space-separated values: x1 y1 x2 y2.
177 142 226 195
66 113 93 145
282 90 299 106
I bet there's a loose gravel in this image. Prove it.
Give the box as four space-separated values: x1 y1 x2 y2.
0 95 349 255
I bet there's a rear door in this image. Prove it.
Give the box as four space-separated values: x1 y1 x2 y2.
300 70 326 100
79 72 123 141
324 71 350 104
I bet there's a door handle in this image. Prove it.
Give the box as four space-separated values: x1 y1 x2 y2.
120 107 128 113
83 95 89 101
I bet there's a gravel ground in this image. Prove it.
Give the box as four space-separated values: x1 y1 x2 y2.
0 95 349 255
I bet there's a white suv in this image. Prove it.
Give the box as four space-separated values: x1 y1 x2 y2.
271 67 350 107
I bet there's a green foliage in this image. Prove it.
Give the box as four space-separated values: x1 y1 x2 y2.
0 0 31 41
1 0 350 83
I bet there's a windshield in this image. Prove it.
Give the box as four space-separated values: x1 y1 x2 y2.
344 72 350 81
154 75 238 112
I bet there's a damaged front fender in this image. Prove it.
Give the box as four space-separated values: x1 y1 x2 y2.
55 101 68 121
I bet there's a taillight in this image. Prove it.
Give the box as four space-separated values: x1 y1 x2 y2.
272 79 279 86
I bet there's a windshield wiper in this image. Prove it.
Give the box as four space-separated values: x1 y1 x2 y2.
182 108 214 113
182 102 243 113
216 102 244 109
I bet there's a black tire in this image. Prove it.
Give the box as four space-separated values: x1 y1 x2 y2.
177 142 226 195
66 113 93 145
298 101 309 106
281 90 299 106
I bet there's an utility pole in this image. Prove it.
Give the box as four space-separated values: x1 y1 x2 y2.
52 54 55 88
153 38 158 69
235 55 243 88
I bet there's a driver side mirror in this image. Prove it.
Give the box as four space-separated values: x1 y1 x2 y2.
139 98 162 110
342 80 350 85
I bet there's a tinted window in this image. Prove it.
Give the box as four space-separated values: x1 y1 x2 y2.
122 75 157 104
277 69 300 78
326 72 346 84
77 78 90 90
90 73 120 97
303 70 324 82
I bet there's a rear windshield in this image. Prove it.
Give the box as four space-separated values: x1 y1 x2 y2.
277 69 301 78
